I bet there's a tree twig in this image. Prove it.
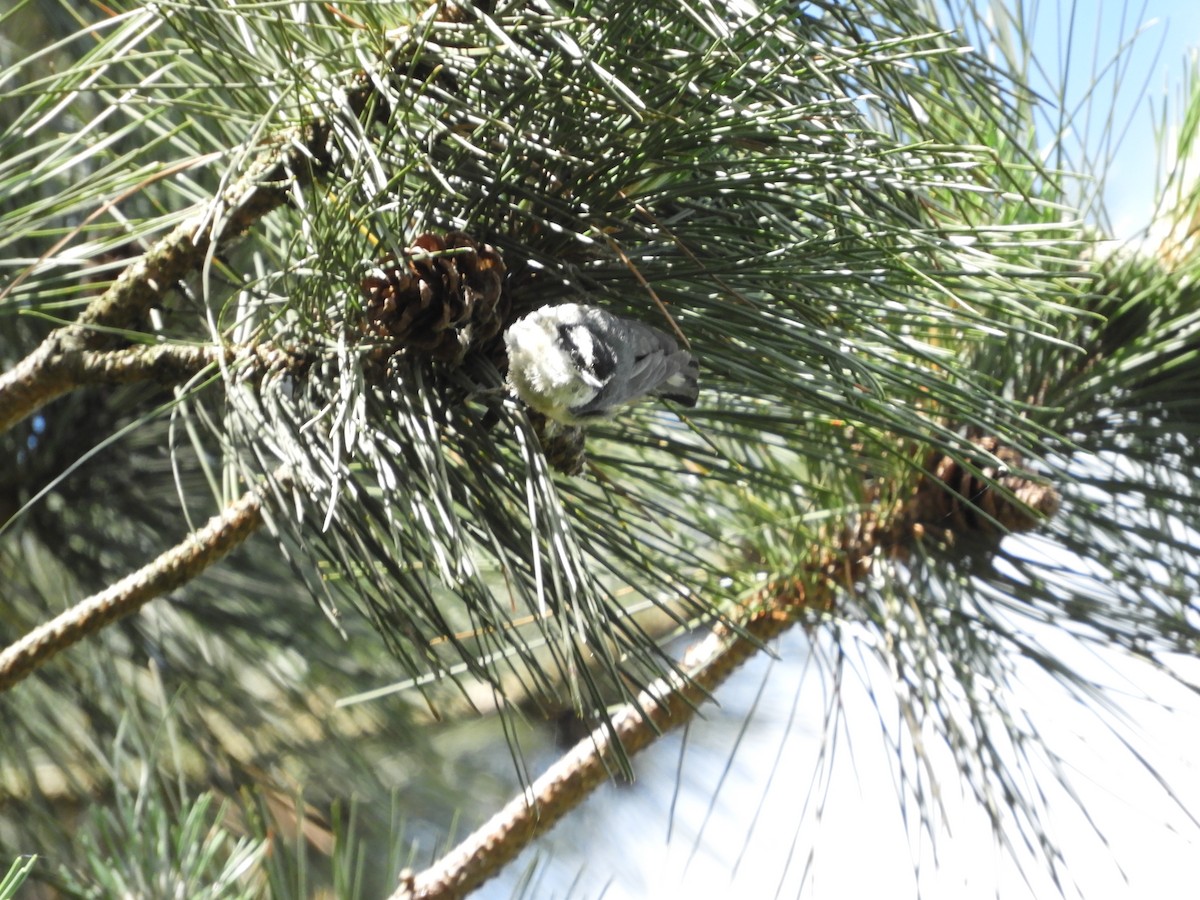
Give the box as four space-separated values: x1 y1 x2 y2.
0 484 269 693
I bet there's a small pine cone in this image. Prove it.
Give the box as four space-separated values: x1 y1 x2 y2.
530 412 587 476
360 232 508 364
907 436 1060 543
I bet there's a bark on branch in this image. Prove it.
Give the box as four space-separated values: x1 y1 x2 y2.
0 343 226 433
0 484 268 693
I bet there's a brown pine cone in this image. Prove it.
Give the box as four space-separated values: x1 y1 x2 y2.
905 435 1060 544
360 232 508 364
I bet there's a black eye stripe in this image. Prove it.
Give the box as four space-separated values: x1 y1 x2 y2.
556 322 617 381
590 339 617 380
558 323 590 371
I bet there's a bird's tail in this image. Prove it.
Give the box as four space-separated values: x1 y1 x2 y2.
655 351 700 407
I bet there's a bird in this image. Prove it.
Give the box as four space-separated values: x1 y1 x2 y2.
503 303 699 425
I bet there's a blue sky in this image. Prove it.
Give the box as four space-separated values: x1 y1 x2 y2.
1024 1 1200 238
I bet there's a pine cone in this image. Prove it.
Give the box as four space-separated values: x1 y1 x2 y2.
904 436 1060 544
360 232 508 364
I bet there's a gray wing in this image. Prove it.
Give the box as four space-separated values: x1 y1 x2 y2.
570 314 699 417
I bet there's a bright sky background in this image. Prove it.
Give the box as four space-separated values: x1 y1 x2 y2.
477 6 1200 899
1029 1 1200 240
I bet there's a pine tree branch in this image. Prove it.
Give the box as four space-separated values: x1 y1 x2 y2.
397 559 847 899
0 120 333 436
1 26 425 439
391 602 796 900
0 482 270 693
394 440 1062 899
0 343 223 434
0 340 311 435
